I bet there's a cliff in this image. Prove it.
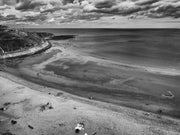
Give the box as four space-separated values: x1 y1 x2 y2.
0 25 51 59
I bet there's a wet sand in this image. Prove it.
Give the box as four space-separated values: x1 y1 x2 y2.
0 71 180 135
10 40 180 119
1 38 180 134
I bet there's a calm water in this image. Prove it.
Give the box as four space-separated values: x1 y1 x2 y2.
30 29 180 70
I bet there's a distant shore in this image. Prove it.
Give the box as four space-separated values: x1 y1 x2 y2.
0 41 51 59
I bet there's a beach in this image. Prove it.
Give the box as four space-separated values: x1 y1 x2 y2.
1 29 180 134
1 0 180 133
0 71 180 135
14 38 180 118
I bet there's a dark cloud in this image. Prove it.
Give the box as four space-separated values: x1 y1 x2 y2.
0 0 16 6
90 5 141 16
148 4 180 18
62 0 75 5
94 0 115 9
1 0 180 26
22 14 47 22
0 14 18 22
69 12 105 21
15 0 44 10
82 0 180 19
0 6 11 10
83 0 142 16
136 0 159 6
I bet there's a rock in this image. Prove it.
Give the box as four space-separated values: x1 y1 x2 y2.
49 106 53 109
157 109 163 114
40 102 53 111
11 120 17 125
0 102 11 111
89 96 93 100
59 123 65 127
28 125 34 129
4 102 11 106
143 112 151 116
0 107 7 111
56 92 63 96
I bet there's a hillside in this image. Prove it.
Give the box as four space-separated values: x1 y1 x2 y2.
0 25 51 59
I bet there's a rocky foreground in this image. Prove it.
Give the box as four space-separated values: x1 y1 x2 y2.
0 71 180 135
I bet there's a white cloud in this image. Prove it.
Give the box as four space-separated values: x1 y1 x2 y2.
47 17 55 23
0 0 180 27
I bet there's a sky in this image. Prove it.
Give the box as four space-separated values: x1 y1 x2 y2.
0 0 180 28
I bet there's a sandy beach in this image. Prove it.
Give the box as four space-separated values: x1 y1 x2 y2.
0 71 180 135
1 0 180 134
1 36 180 135
12 40 180 119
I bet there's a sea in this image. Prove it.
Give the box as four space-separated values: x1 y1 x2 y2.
30 28 180 71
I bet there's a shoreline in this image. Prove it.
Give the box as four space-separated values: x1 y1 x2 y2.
0 41 51 60
13 42 180 119
0 71 180 135
17 69 180 119
1 39 180 134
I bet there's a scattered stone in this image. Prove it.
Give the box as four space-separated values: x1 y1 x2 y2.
28 125 34 129
75 123 85 133
4 102 11 106
2 132 14 135
11 120 17 125
49 106 53 109
40 102 53 111
84 133 88 135
0 107 7 111
93 132 97 135
59 123 65 127
143 112 151 116
0 102 11 111
56 92 63 96
157 109 163 114
89 96 93 100
161 91 174 99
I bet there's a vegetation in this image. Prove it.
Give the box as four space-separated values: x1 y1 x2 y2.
0 25 44 55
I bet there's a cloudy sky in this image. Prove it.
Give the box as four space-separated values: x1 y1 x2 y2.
0 0 180 28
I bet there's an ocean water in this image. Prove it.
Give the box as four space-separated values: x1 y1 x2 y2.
32 29 180 70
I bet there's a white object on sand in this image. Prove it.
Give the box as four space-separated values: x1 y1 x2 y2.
75 123 84 133
161 91 174 99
